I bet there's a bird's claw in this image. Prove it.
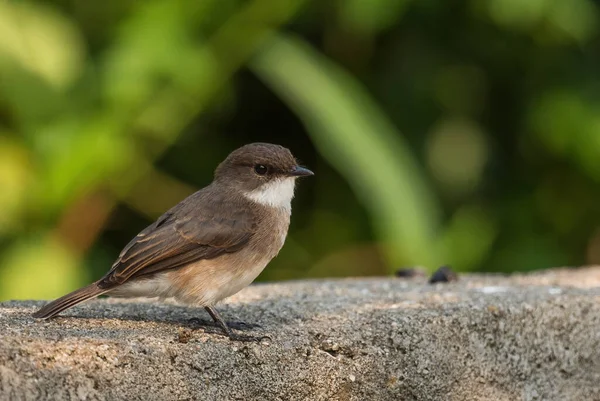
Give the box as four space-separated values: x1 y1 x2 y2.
228 333 272 344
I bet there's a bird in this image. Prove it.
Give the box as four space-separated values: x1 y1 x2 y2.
32 143 313 341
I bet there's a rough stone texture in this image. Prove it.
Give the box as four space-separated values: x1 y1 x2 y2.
1 266 599 401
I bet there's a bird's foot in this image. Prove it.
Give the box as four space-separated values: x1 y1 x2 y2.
199 306 269 343
187 318 269 342
227 333 272 344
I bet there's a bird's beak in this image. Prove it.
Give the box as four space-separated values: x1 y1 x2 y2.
288 166 314 177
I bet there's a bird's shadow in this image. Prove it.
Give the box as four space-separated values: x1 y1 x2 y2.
50 301 263 333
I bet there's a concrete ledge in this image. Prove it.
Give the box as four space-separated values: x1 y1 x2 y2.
1 267 599 401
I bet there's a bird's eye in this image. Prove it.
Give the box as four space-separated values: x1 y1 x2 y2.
254 164 269 176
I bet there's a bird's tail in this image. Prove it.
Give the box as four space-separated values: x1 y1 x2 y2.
32 282 108 319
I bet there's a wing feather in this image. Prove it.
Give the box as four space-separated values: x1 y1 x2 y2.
98 190 255 288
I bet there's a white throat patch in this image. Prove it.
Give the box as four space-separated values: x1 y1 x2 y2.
244 178 296 210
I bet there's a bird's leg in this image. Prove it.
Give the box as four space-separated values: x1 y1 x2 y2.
204 306 234 337
204 306 270 343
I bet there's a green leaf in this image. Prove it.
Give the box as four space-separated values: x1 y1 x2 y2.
0 235 85 300
0 1 84 89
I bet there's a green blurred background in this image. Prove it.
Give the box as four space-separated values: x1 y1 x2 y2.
1 0 600 301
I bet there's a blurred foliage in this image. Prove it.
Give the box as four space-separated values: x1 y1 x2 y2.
1 0 599 300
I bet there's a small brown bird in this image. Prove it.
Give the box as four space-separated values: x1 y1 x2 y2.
33 143 313 341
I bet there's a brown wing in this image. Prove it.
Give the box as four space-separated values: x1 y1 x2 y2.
98 191 256 289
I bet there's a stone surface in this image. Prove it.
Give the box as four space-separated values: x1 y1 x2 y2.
1 266 599 401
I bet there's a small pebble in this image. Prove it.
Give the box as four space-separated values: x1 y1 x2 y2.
429 265 458 284
259 337 272 346
177 328 192 344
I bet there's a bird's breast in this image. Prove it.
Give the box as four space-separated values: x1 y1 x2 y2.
173 208 291 305
252 208 290 255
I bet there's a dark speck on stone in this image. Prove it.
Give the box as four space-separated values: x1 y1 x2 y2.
429 265 458 284
394 267 426 279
